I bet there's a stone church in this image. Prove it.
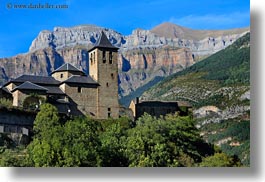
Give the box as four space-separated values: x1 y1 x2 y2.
0 31 120 119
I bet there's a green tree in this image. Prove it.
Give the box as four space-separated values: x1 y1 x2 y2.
125 113 214 167
33 103 60 137
61 117 101 167
162 114 214 166
27 105 102 167
27 103 64 166
0 148 29 167
125 114 171 167
99 122 128 166
200 153 241 167
99 117 132 166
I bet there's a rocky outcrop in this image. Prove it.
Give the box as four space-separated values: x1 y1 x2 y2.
0 47 88 85
125 27 248 61
0 23 249 98
194 105 250 127
29 25 125 52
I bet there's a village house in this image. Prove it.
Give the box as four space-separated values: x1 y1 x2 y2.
129 97 192 120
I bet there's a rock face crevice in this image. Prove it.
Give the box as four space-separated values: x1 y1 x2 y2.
0 23 249 98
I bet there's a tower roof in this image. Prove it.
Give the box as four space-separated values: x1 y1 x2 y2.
88 31 119 52
51 63 85 75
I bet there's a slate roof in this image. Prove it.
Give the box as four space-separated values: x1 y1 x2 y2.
44 86 65 95
11 81 48 92
7 75 60 86
51 63 85 75
89 31 119 52
138 101 179 107
62 75 99 85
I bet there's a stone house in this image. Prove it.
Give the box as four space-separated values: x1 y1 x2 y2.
0 31 120 119
129 97 192 120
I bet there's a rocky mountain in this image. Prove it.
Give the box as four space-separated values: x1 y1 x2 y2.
0 23 249 104
151 22 249 41
141 33 250 166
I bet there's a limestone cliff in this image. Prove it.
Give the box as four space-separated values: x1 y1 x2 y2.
118 46 194 96
0 23 249 99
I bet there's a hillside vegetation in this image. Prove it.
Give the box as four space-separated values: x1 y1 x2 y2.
142 32 250 166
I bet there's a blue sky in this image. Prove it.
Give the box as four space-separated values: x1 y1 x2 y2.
0 0 250 58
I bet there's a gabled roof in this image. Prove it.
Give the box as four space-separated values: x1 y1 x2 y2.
11 81 48 92
61 75 99 85
88 31 119 52
51 63 85 75
6 75 60 86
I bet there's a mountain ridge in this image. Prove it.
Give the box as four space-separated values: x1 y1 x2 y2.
0 23 249 101
151 22 249 40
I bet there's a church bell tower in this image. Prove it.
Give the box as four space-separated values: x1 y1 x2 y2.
88 31 119 119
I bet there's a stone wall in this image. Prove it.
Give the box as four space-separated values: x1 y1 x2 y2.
52 71 84 81
63 83 98 117
0 108 35 126
136 104 179 119
0 108 35 145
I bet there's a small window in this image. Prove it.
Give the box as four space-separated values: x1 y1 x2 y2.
78 87 82 93
103 51 106 63
109 52 112 64
93 52 95 63
60 74 63 78
111 73 114 79
90 53 93 65
108 108 111 111
106 82 109 87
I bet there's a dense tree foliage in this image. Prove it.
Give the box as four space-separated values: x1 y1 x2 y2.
27 104 102 167
27 104 64 166
200 152 241 167
1 103 243 167
99 118 130 167
125 113 214 167
201 119 250 166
